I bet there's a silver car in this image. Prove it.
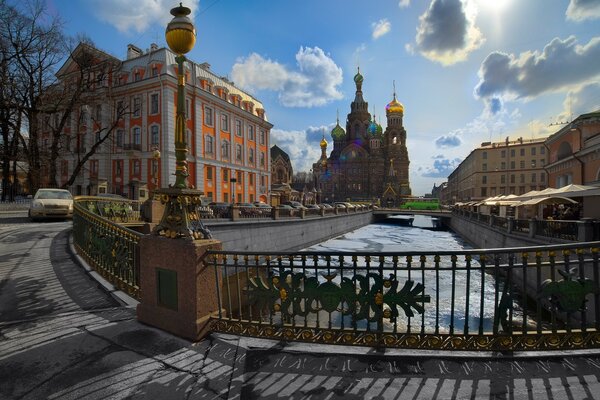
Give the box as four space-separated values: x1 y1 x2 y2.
29 188 73 221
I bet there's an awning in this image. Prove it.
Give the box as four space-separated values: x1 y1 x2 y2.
517 196 578 206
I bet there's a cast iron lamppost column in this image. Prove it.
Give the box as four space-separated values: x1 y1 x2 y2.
152 146 160 194
230 177 237 203
154 3 210 240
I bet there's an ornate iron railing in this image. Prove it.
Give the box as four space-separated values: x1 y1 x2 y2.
536 219 578 241
82 196 144 224
206 242 600 351
73 197 143 299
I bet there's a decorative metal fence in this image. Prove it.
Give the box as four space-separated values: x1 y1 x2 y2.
73 197 143 299
207 242 600 351
536 219 579 241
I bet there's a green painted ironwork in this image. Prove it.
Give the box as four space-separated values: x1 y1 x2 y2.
73 197 142 299
207 243 600 351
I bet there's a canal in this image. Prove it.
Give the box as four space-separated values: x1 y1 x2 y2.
302 215 523 334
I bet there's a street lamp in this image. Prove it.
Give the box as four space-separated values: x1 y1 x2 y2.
152 146 160 193
153 3 210 240
230 177 237 203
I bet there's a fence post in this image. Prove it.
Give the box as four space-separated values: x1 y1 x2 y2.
137 236 223 341
231 205 240 221
578 218 594 242
300 208 306 219
529 219 536 238
507 217 514 234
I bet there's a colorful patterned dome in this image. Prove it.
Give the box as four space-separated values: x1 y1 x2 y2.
353 67 363 84
331 122 346 140
368 118 378 136
386 96 404 114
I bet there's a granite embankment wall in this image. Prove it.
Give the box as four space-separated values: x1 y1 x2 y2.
204 211 374 252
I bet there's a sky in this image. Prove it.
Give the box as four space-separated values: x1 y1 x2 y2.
45 0 600 195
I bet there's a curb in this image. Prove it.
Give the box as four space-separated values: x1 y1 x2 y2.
68 232 139 309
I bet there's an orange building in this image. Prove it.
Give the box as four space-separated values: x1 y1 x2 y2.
46 42 272 203
546 110 600 188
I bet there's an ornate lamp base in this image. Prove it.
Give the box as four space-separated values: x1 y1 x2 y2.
153 187 212 240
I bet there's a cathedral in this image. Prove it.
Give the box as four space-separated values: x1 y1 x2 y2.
313 68 411 205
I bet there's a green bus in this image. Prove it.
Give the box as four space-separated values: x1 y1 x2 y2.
400 197 440 210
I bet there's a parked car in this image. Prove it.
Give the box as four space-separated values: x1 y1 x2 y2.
283 201 306 209
253 202 272 215
318 203 333 209
304 204 320 210
208 202 231 218
29 188 73 221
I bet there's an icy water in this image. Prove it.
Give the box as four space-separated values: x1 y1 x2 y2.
301 216 505 334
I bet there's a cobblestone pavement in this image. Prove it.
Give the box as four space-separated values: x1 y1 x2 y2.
3 222 600 399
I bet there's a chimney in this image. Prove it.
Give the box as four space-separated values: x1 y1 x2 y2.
127 44 143 60
150 43 158 52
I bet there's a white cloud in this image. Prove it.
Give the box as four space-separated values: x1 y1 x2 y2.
89 0 200 34
420 156 463 178
474 36 600 100
413 0 484 65
231 47 343 108
372 19 391 40
435 132 462 148
271 125 332 172
566 0 600 21
399 0 411 8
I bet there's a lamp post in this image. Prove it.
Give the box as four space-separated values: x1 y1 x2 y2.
230 177 237 203
153 3 209 240
152 146 160 193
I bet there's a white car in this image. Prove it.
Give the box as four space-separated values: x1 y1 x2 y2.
29 188 74 221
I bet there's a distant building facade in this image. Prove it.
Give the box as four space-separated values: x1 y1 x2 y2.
312 69 411 205
447 137 549 203
545 111 600 188
41 42 272 203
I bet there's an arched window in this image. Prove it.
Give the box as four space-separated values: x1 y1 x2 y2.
557 141 573 160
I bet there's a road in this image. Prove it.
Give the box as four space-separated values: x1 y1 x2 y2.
3 216 600 399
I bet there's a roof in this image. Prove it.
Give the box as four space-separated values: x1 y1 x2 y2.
270 145 290 163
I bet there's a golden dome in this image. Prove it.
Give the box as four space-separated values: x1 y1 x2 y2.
386 97 404 114
320 136 328 148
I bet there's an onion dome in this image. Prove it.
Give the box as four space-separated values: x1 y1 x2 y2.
353 67 363 84
386 96 404 114
320 136 328 149
368 118 378 136
331 122 345 141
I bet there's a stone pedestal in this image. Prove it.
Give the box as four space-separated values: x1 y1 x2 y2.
137 235 222 341
144 198 165 223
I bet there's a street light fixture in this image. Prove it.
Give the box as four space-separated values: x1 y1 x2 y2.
153 3 210 240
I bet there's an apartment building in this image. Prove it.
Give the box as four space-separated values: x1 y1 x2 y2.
42 42 272 203
446 137 549 203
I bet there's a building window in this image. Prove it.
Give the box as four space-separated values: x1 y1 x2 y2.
540 146 546 155
221 114 229 132
134 70 141 81
260 129 266 145
540 159 544 166
133 127 141 145
205 135 214 154
133 97 141 117
249 173 254 185
236 144 242 161
481 187 487 197
531 147 536 156
221 140 230 158
116 160 123 175
206 166 213 181
204 107 213 126
501 175 506 184
510 174 515 184
501 162 506 170
531 173 536 183
249 148 255 164
482 151 487 159
150 94 159 114
235 120 242 137
223 168 229 182
510 161 515 169
152 66 158 77
520 148 525 156
116 130 124 147
133 160 140 175
260 152 265 167
151 125 159 146
520 160 525 169
482 175 487 184
511 149 515 157
520 174 525 183
541 172 546 182
482 163 487 171
248 125 255 141
531 159 537 168
237 170 242 182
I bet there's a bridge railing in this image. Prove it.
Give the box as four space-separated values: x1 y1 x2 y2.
73 196 143 299
206 242 600 351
